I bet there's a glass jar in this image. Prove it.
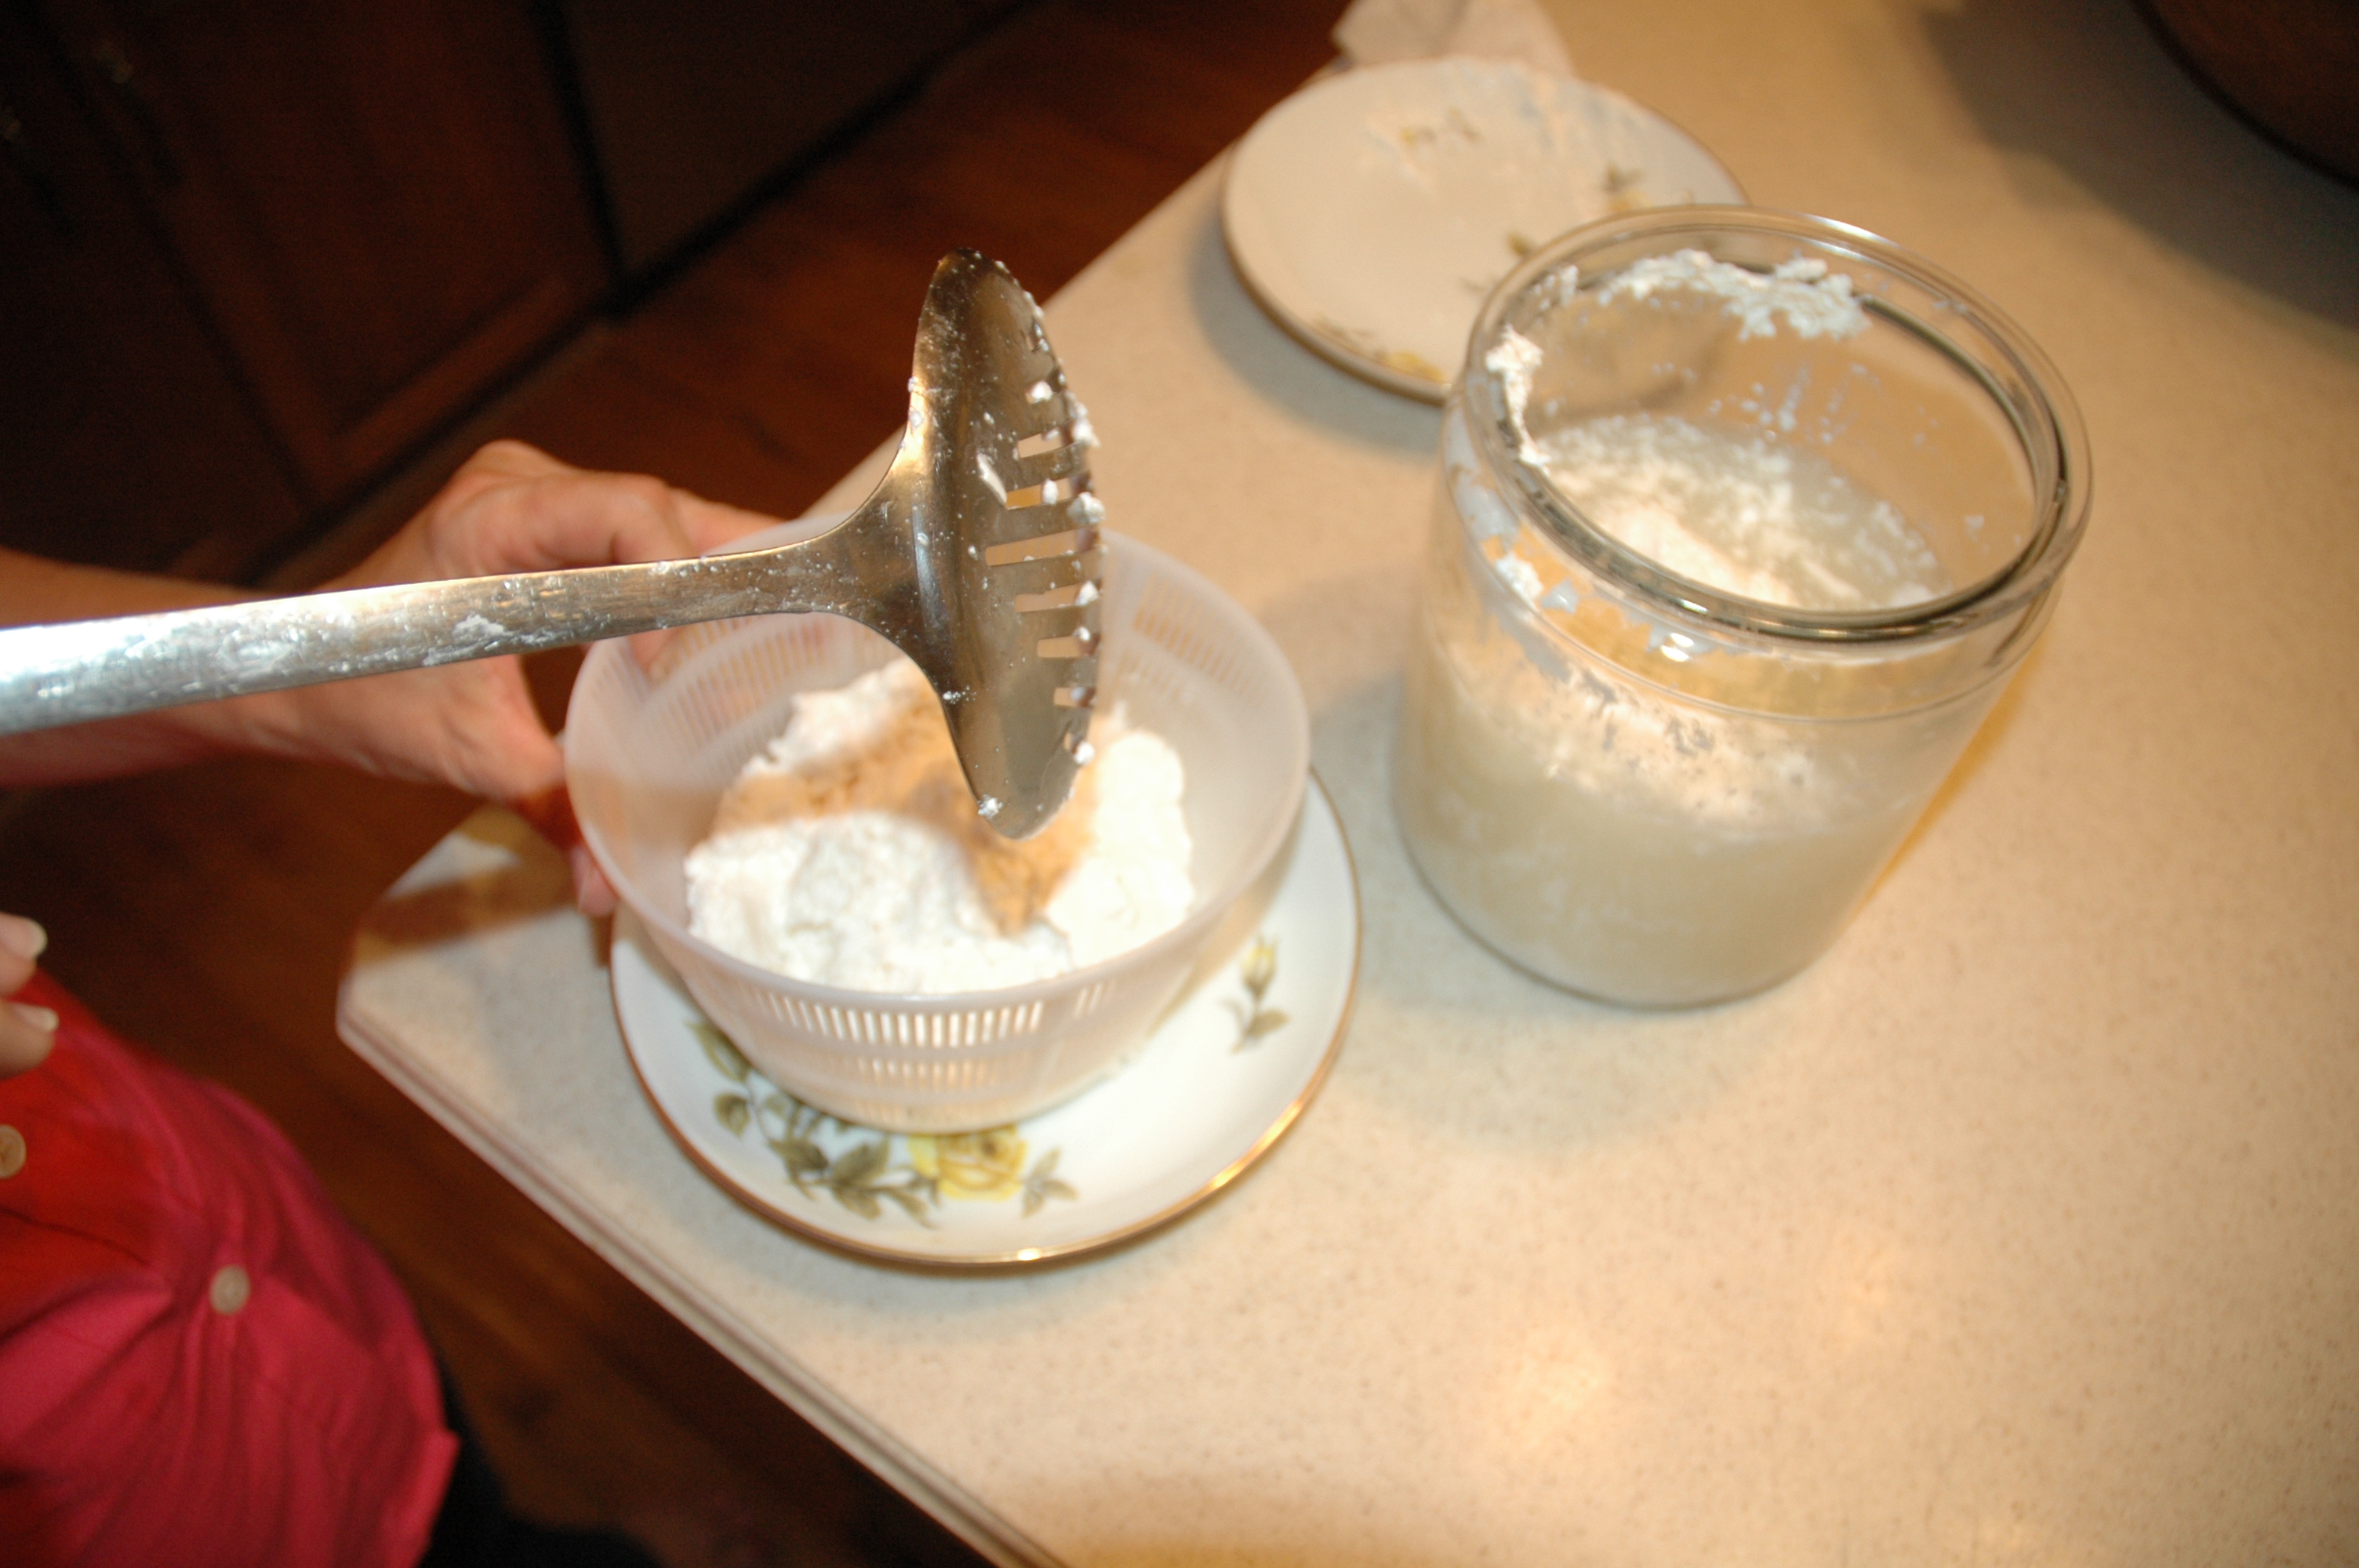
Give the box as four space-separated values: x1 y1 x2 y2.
1394 209 2090 1007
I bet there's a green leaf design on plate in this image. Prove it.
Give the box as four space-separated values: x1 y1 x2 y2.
831 1140 889 1185
690 1017 1081 1228
693 1022 751 1083
877 1185 933 1222
1020 1148 1078 1217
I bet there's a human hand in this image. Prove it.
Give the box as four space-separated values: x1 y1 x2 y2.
1 913 55 1079
222 441 779 913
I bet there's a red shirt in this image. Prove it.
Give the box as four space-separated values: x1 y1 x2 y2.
0 972 455 1566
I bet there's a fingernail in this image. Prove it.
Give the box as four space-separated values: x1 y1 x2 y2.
0 915 45 962
9 1003 57 1034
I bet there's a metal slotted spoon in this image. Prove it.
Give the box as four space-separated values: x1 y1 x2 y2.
0 249 1102 839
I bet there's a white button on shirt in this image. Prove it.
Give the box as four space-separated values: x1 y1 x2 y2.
209 1265 252 1316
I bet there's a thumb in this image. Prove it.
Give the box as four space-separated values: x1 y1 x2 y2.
0 1002 56 1078
1 914 56 1079
402 657 569 805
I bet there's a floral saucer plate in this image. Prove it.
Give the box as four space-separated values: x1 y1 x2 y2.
611 777 1359 1267
1222 57 1744 401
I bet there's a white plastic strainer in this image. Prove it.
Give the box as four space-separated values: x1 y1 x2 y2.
567 525 1310 1132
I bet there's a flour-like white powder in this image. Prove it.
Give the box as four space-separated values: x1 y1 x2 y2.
1477 246 1942 612
1596 250 1870 340
1484 325 1550 469
1490 257 1864 475
685 660 1192 994
1527 414 1946 611
1438 400 1942 837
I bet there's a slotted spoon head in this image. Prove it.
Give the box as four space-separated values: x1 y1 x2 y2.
861 249 1102 840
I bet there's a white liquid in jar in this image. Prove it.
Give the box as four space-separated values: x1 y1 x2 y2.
1395 407 1992 1005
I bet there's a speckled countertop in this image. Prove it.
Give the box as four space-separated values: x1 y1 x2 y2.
340 2 2359 1563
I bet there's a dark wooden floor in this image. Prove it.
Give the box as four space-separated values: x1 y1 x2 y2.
0 4 1339 1563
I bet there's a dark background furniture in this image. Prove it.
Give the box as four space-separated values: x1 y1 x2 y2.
2136 0 2359 187
4 0 605 575
0 0 1027 582
559 0 1021 276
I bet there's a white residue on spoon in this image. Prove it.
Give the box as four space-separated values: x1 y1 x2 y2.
451 613 507 644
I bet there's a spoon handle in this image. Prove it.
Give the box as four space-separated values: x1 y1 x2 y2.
0 535 852 737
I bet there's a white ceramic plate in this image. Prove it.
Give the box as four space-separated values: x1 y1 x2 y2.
1222 58 1745 401
612 778 1360 1268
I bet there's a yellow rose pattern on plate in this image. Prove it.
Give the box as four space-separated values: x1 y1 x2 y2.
692 934 1286 1224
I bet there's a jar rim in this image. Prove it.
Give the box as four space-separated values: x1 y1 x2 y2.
1460 206 2092 645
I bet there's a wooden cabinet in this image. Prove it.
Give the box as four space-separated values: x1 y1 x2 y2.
2 0 1029 583
39 0 609 504
561 0 975 275
2 0 609 577
0 1 307 579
